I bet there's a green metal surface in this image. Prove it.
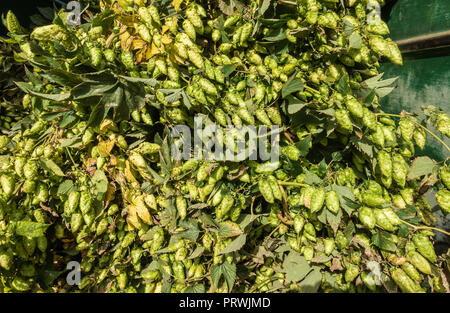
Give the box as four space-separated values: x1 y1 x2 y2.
380 0 450 161
387 0 450 41
380 57 450 161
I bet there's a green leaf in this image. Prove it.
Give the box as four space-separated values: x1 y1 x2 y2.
351 137 374 158
37 6 54 20
140 227 163 242
15 82 70 101
343 221 355 242
164 89 182 104
259 18 290 28
184 284 205 293
199 213 219 228
316 207 328 224
331 185 356 215
59 135 82 148
145 164 166 185
375 86 396 98
407 156 435 180
282 78 304 99
218 234 246 255
336 75 350 95
263 27 287 41
88 101 111 128
343 20 354 36
362 74 398 89
181 91 192 110
326 208 342 234
161 281 172 293
364 90 376 106
372 230 397 252
59 112 78 128
38 268 64 289
118 75 158 86
101 85 124 110
332 152 343 162
72 82 118 100
237 214 261 230
188 246 205 260
295 136 311 157
283 252 311 283
322 272 341 292
210 260 236 290
40 158 64 176
395 209 415 220
221 261 236 291
15 221 50 238
298 268 322 293
218 221 243 238
285 95 307 114
210 264 222 288
310 255 332 264
40 68 82 87
397 224 411 237
349 33 362 49
91 169 108 195
221 65 236 77
81 70 117 84
318 159 327 176
303 171 322 185
178 219 200 241
259 0 271 15
57 180 75 197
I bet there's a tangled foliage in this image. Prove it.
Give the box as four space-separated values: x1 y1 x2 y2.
0 0 449 293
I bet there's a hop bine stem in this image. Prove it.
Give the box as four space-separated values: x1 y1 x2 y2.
400 219 450 236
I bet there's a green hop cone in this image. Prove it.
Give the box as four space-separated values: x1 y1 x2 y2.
310 187 325 213
390 268 423 293
359 207 376 229
412 233 437 263
435 189 450 215
259 179 274 204
6 11 24 34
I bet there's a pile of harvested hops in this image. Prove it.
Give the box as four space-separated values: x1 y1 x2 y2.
0 0 449 293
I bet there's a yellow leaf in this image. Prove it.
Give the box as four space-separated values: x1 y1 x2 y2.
168 53 186 66
119 26 130 39
135 47 147 64
126 219 135 231
100 119 118 133
120 30 132 51
126 215 140 230
83 157 94 168
97 140 116 157
118 15 138 27
125 160 138 183
105 183 117 204
126 207 145 230
128 204 137 218
145 46 154 60
134 196 152 224
125 36 136 51
172 0 183 11
131 38 147 51
161 34 173 46
161 25 169 35
147 42 161 59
